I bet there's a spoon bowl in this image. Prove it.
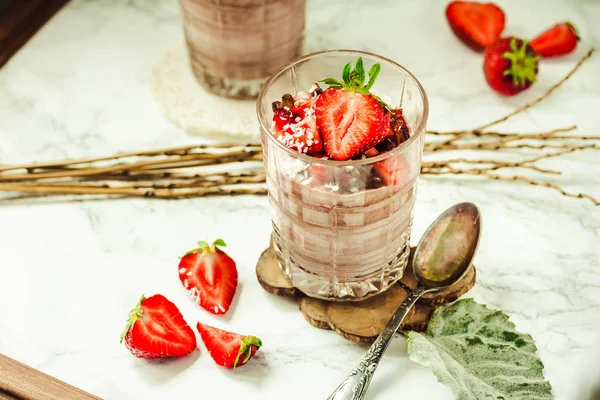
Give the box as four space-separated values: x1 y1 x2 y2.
413 202 482 289
327 202 482 400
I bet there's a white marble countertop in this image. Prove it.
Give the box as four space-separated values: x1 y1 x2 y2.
1 0 599 399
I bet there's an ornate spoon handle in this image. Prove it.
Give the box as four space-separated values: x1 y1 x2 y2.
326 286 429 400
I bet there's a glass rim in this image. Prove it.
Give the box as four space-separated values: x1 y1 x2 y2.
256 49 429 166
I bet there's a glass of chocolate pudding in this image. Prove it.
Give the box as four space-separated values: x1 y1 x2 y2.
178 0 307 99
257 50 428 301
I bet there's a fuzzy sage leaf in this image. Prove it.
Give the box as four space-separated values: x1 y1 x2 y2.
407 299 553 400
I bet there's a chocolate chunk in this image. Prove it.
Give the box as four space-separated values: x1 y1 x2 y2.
390 108 410 144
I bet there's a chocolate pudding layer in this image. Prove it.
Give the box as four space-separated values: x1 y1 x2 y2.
267 157 417 301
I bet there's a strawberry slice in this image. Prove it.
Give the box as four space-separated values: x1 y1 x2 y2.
373 152 412 189
178 239 238 315
271 93 323 154
120 294 197 359
445 1 506 51
316 89 392 160
530 22 580 58
316 57 394 161
196 322 262 369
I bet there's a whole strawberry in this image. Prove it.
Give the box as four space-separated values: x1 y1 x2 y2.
178 239 238 315
484 37 540 96
120 294 197 359
196 322 262 369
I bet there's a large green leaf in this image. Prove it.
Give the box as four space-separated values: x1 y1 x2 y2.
407 298 553 400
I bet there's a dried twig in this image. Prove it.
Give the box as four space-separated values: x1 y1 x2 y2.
0 182 267 199
0 142 261 172
0 49 596 204
422 166 599 206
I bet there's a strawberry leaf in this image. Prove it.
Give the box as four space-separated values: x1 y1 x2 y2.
365 63 381 90
407 299 553 399
213 239 227 247
342 62 352 86
502 38 539 88
355 57 365 86
319 78 343 89
233 336 263 368
120 294 145 344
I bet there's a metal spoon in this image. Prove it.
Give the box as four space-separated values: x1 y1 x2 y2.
327 202 482 400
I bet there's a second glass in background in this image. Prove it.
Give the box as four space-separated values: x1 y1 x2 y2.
178 0 306 99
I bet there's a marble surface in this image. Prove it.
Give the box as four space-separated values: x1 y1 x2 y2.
0 0 599 399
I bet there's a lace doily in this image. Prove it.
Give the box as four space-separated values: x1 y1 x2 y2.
150 45 261 141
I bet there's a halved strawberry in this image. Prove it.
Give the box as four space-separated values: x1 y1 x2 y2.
316 90 392 160
271 93 323 154
373 153 412 189
530 22 580 58
309 152 331 186
178 239 238 315
316 57 393 160
445 1 506 51
196 322 262 369
120 294 197 359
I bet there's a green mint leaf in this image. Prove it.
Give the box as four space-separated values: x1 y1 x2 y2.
319 78 343 88
355 57 365 86
365 63 381 90
342 61 352 86
407 299 554 400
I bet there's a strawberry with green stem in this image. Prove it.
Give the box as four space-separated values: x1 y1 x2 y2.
178 239 238 315
316 57 394 160
120 294 197 359
196 322 262 369
484 37 540 96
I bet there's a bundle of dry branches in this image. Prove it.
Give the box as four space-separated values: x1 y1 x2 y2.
0 49 597 205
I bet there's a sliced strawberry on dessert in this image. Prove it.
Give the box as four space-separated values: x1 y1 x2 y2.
530 22 580 58
316 57 393 161
196 322 262 369
120 294 197 359
178 239 238 315
271 93 323 154
484 37 540 96
373 153 412 189
309 152 332 186
445 1 506 51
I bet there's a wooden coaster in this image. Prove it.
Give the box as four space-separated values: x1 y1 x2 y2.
256 245 476 344
256 247 299 297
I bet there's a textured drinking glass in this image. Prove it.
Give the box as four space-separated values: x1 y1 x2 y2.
179 0 306 99
257 50 429 301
